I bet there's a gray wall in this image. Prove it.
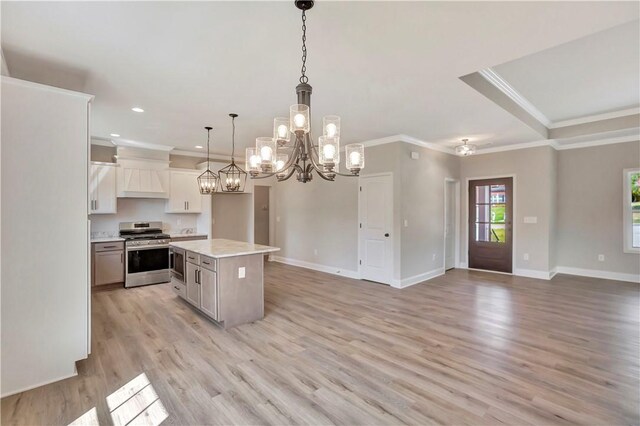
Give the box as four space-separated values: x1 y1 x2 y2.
399 144 460 279
272 141 460 281
557 141 640 275
459 146 556 273
254 186 270 246
211 193 253 242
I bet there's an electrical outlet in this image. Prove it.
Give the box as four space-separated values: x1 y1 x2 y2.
238 267 246 279
432 253 436 261
523 253 529 261
314 249 318 255
276 216 281 223
404 219 409 227
598 254 605 262
177 219 182 226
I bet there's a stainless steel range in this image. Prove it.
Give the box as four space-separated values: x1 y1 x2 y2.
120 221 170 288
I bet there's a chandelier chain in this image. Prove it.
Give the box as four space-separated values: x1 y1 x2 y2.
206 128 211 170
300 10 308 84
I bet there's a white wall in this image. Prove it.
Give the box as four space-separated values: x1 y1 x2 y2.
1 77 91 396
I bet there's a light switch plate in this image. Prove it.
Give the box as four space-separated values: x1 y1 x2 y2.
411 151 420 160
238 267 246 278
524 216 538 224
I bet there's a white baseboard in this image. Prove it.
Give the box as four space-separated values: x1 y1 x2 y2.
394 267 445 289
270 256 360 279
514 268 554 280
556 266 640 284
459 262 468 269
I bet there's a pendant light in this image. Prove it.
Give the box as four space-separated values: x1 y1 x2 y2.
455 138 476 156
218 113 247 192
197 126 219 194
246 0 365 183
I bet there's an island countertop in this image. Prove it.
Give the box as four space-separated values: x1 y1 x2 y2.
169 238 280 259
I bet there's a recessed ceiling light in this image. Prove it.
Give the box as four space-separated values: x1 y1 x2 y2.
195 145 203 149
131 107 144 113
110 133 120 137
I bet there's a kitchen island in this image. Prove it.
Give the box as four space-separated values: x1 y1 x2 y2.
169 239 279 328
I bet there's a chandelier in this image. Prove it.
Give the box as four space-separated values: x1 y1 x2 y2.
198 126 219 194
455 138 476 156
218 113 248 192
245 0 365 183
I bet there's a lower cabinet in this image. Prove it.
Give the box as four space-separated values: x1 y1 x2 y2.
185 261 201 307
200 267 217 319
179 253 218 321
92 242 125 286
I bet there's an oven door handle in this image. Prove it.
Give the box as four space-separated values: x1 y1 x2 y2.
126 244 170 251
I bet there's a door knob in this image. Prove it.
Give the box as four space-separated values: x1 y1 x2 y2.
384 233 390 237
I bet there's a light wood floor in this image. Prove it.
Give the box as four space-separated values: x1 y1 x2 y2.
2 264 639 425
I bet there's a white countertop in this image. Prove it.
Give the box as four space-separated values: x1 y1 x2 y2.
170 238 280 259
90 236 125 243
168 233 208 239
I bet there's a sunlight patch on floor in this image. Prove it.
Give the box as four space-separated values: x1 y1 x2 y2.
108 373 168 426
68 407 99 425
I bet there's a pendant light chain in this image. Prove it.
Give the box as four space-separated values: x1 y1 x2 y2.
300 10 308 84
206 127 211 170
231 115 236 161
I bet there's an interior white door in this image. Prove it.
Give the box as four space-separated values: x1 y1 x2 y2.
444 181 456 270
359 174 393 285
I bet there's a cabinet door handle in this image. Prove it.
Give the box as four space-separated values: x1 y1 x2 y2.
187 201 189 210
95 199 98 210
174 285 180 291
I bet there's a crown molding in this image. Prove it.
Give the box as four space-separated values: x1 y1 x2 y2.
478 68 552 127
111 138 174 152
359 134 455 155
549 107 640 129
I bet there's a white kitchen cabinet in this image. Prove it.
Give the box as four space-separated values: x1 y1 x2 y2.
165 170 202 213
89 163 117 214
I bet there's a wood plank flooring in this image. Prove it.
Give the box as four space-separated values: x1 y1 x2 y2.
2 264 639 425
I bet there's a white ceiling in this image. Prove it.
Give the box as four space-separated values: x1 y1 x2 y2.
2 1 638 154
493 19 640 123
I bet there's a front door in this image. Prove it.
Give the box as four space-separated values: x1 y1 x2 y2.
359 174 393 285
468 178 513 273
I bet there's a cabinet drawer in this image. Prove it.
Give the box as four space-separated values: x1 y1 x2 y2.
185 251 200 264
200 256 216 271
171 277 186 299
94 241 124 252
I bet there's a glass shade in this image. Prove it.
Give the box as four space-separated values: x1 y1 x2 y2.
290 104 310 133
455 143 476 156
245 147 261 173
273 117 291 146
318 136 340 166
218 160 247 192
345 143 364 171
197 169 218 194
256 137 276 172
275 153 289 178
323 115 341 138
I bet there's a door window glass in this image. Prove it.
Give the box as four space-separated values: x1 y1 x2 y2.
474 185 507 243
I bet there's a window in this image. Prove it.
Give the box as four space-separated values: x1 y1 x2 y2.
623 168 640 253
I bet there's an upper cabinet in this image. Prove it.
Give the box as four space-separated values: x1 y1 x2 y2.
116 158 169 198
166 169 203 213
89 163 117 214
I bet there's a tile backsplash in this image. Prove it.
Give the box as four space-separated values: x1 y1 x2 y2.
90 198 199 236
